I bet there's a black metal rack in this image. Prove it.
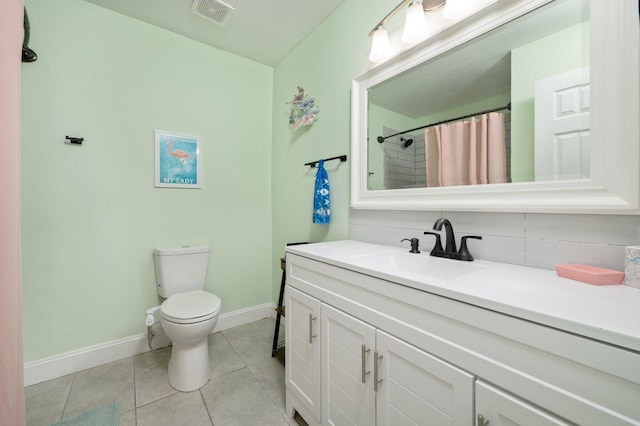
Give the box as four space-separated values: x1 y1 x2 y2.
272 242 309 364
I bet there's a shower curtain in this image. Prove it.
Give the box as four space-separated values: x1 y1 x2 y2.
425 112 507 187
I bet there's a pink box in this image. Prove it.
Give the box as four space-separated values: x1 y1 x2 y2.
555 264 625 286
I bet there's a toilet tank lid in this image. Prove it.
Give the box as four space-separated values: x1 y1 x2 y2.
154 245 210 256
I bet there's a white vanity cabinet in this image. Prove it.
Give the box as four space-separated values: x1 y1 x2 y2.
284 242 640 426
288 287 475 426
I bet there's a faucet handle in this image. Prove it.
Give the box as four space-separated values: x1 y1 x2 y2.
458 235 482 261
423 232 444 255
401 238 420 253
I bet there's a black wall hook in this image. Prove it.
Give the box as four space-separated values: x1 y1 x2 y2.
65 136 84 145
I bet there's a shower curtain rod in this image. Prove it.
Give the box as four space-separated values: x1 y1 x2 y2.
377 103 511 143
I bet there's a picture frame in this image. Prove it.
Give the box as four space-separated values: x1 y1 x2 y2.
154 130 201 189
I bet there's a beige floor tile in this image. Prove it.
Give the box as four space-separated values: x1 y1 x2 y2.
134 346 176 407
208 332 246 380
136 391 212 426
256 317 277 335
200 368 286 426
222 320 274 367
120 409 136 426
63 357 135 418
25 374 74 426
248 357 286 413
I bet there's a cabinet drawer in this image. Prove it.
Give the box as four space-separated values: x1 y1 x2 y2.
476 380 572 426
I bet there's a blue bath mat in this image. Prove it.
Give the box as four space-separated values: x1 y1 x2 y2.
49 402 120 426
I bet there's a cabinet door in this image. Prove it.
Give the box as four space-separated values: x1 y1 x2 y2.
476 380 572 426
286 286 322 421
376 330 474 426
321 304 376 426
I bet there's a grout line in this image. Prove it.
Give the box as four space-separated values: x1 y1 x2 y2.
198 388 215 426
132 353 138 425
60 373 76 421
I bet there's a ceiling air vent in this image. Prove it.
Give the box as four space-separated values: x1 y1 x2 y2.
191 0 235 26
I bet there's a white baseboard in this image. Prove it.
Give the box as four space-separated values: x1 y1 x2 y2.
24 302 276 387
213 302 274 332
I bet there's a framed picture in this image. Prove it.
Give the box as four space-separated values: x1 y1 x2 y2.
154 130 201 189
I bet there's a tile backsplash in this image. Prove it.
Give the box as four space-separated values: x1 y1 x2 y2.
349 209 640 271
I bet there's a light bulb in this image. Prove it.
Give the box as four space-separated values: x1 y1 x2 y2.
369 27 391 63
402 1 429 44
442 0 468 21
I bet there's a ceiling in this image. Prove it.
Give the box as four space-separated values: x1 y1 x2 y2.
82 0 345 66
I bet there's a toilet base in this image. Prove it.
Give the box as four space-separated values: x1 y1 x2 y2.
167 337 212 392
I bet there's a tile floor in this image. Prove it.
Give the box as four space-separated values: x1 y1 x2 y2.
25 318 297 426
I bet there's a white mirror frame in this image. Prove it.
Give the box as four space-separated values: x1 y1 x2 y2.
351 0 639 214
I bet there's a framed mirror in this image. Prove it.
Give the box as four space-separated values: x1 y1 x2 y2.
351 0 639 213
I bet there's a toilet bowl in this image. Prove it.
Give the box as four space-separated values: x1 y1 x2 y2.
153 246 222 392
160 290 221 391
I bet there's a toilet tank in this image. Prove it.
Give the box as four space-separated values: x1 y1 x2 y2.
153 245 210 298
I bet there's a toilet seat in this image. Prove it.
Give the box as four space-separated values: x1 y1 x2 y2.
161 290 221 324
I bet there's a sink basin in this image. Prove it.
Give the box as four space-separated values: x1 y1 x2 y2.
349 250 482 281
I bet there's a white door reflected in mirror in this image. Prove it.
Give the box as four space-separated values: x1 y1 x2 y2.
534 68 590 181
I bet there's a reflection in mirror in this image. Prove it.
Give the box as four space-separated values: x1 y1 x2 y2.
367 0 589 190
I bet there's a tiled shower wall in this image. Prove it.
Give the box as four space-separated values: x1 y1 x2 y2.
349 209 640 271
383 133 426 189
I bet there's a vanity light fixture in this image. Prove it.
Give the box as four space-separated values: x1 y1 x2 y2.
368 0 486 63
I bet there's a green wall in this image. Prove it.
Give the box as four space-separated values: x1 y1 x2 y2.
415 92 511 126
21 0 441 363
270 0 391 294
21 0 273 361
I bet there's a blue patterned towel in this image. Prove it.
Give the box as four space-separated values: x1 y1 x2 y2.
313 160 331 224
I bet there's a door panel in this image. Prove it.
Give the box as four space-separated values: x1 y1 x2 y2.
535 67 590 180
322 304 376 426
376 330 474 426
286 287 322 421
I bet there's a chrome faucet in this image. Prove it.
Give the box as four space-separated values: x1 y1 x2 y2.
425 217 483 261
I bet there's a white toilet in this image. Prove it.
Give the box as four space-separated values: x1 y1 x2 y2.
153 245 222 392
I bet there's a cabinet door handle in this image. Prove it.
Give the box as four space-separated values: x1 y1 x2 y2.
308 313 317 344
361 344 371 383
373 350 383 392
477 414 489 426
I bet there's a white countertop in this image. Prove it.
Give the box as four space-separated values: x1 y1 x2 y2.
286 240 640 353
